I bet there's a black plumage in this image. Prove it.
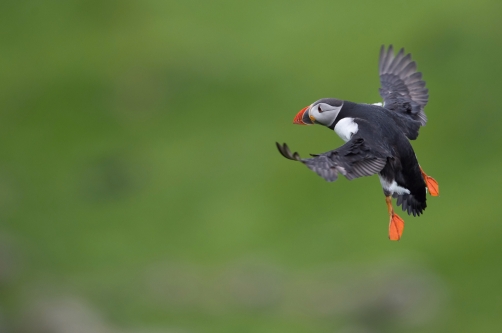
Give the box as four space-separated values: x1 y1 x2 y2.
277 103 427 216
277 45 437 224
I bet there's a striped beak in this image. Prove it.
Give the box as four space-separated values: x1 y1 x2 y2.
293 106 314 125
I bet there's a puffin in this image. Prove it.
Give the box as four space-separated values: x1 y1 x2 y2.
276 45 439 241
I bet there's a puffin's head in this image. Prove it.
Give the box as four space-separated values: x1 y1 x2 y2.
293 98 344 127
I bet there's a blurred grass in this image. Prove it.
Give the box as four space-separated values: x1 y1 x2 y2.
0 0 502 332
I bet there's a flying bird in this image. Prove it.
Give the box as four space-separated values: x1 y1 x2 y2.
276 45 439 241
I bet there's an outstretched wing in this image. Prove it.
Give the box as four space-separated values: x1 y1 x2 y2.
276 135 389 182
379 45 428 127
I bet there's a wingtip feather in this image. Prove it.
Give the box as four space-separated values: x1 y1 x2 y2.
276 142 302 161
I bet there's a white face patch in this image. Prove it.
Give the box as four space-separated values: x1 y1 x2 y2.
378 176 411 195
309 102 342 126
334 117 358 142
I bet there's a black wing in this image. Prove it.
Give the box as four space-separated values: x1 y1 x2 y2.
276 135 389 182
379 45 428 127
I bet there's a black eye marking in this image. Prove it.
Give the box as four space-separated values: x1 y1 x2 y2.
318 105 323 113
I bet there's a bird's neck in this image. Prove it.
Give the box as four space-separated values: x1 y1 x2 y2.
327 100 357 129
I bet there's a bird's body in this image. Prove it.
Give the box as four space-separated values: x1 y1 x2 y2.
277 45 439 240
335 101 427 216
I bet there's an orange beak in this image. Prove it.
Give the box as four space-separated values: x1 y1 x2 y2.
293 106 313 125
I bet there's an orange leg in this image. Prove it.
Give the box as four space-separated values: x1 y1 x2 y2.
386 196 404 241
419 166 439 196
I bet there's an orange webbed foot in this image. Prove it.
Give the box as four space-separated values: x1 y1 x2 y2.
420 166 439 197
424 175 439 196
388 213 405 241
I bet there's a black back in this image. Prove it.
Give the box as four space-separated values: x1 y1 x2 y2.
331 101 427 216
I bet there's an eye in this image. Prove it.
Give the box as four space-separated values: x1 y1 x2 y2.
317 105 323 113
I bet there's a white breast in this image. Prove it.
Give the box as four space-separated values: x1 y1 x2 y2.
334 117 358 142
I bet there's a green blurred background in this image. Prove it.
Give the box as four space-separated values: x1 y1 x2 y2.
1 1 501 332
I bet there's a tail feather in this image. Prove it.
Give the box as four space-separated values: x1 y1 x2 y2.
394 193 426 216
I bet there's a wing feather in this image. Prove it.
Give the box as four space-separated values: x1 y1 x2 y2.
379 45 393 73
276 134 389 183
379 45 428 128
